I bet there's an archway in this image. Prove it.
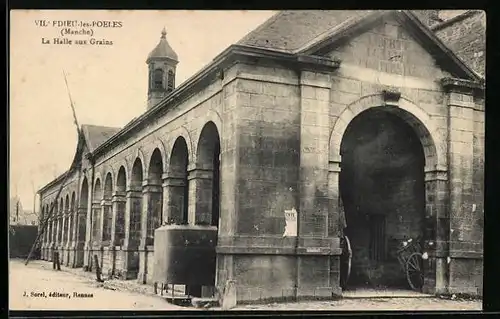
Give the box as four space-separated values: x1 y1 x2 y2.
147 148 164 245
168 137 189 225
115 166 127 246
130 158 143 245
64 194 70 245
195 121 221 227
103 173 113 243
339 107 427 290
92 179 102 245
58 198 64 245
78 178 89 243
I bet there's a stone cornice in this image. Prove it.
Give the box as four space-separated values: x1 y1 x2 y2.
440 77 485 94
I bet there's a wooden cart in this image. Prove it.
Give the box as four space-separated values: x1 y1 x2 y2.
396 238 424 291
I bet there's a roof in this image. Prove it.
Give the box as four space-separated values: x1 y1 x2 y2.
81 124 121 153
237 10 374 52
147 28 179 63
239 10 482 82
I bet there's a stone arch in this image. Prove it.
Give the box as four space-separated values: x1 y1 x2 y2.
104 172 113 200
149 139 168 173
129 148 147 181
93 178 102 202
148 148 164 183
166 135 190 225
194 121 222 227
166 126 194 166
116 165 127 192
329 94 442 171
80 176 89 209
130 157 144 189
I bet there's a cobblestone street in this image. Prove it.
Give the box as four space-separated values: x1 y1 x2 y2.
10 259 482 312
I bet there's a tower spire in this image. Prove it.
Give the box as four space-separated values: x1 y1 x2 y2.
161 27 167 39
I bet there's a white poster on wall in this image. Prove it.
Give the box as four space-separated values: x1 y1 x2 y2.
283 207 298 237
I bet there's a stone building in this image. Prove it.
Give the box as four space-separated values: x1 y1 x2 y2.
37 10 485 302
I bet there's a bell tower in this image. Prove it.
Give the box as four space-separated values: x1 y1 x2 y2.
146 27 179 110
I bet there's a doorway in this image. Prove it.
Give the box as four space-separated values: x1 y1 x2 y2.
339 107 426 290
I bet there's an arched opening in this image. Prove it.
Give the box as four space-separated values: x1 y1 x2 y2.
103 173 113 243
147 148 164 245
58 198 64 244
196 121 221 227
169 137 189 224
64 194 70 244
70 192 76 243
154 68 164 89
115 166 127 246
92 179 102 244
130 158 143 245
79 177 89 242
167 70 174 92
340 107 426 290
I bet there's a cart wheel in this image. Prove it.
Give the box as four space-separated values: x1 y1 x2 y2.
406 252 424 291
340 236 352 290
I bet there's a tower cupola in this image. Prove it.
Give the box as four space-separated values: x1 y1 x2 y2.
146 28 179 109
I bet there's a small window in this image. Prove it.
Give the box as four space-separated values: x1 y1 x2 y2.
154 68 164 89
167 70 174 91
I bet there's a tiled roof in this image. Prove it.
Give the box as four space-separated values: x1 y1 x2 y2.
81 124 121 153
237 10 374 52
147 28 178 62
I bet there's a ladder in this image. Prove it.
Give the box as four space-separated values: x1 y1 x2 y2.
24 169 72 265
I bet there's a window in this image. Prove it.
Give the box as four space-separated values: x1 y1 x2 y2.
167 70 174 91
153 68 164 89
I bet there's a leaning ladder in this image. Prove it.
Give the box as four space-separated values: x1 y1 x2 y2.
24 169 72 266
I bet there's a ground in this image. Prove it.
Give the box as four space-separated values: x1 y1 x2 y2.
9 258 482 311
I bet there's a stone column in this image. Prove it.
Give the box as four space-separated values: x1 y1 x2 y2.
110 191 126 276
120 186 142 279
422 166 449 294
443 80 482 295
162 171 187 224
327 156 342 293
73 206 87 267
138 180 162 284
187 165 213 225
297 70 335 298
100 198 112 274
62 208 70 266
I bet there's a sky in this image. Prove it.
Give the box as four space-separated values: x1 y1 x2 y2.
9 10 276 213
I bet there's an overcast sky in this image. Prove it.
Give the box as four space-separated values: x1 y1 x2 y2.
10 10 275 212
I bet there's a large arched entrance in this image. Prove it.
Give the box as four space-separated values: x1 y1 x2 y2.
340 107 426 290
329 95 446 294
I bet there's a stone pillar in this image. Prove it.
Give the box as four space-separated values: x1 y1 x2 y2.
297 70 336 298
110 191 126 276
422 166 449 294
100 198 112 274
138 181 162 284
327 156 342 292
63 208 70 266
74 207 87 267
162 171 187 224
443 81 482 295
120 187 142 279
187 165 213 225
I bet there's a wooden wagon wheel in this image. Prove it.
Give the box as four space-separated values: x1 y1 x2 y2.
340 235 352 290
406 252 424 291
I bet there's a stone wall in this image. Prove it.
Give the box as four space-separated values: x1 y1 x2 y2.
433 11 486 76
